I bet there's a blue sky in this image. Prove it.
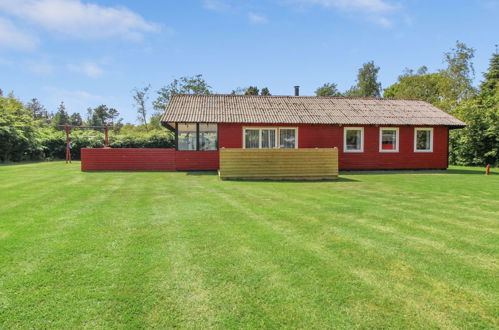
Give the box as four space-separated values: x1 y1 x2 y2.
1 0 498 123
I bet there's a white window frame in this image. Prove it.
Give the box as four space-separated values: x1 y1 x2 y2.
278 127 299 149
379 127 399 153
414 127 433 153
243 127 298 149
343 127 364 153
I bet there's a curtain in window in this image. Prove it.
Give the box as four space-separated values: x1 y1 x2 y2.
261 129 276 148
245 129 260 148
199 123 217 150
177 123 197 151
381 130 397 150
280 129 296 148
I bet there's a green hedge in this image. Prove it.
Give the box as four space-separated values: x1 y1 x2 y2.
42 130 175 160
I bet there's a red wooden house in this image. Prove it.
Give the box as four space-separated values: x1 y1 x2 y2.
160 93 465 172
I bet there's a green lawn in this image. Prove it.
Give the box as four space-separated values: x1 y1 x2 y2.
0 162 498 328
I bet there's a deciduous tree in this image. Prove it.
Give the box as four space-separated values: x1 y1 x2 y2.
345 61 382 97
315 83 341 96
133 85 151 131
154 74 211 110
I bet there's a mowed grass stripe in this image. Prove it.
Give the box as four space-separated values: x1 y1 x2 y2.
0 162 497 328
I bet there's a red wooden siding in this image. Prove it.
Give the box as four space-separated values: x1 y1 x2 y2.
338 126 448 170
81 148 219 171
175 151 219 170
81 148 176 171
218 123 449 170
81 124 449 172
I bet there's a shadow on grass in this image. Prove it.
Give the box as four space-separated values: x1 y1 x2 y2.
342 168 491 176
220 177 359 183
185 171 218 176
183 171 359 182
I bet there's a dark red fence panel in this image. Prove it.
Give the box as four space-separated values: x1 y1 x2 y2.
81 148 176 171
175 151 219 170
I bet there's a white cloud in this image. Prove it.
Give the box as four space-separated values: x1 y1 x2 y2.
290 0 398 26
0 17 38 50
0 0 160 40
294 0 395 13
67 62 103 78
203 0 230 11
248 12 268 24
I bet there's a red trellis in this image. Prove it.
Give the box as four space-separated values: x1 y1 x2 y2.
62 124 110 164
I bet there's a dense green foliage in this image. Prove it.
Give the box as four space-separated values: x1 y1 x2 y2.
0 163 497 328
153 74 212 110
0 97 45 161
0 95 174 162
315 83 342 96
385 44 498 166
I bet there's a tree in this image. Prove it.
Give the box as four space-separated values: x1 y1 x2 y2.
449 50 499 166
70 112 83 126
87 104 116 127
261 87 271 96
0 95 44 161
479 51 499 98
26 98 49 121
232 86 271 95
345 61 382 97
133 85 151 131
51 102 70 130
315 83 341 96
245 86 259 95
383 41 476 112
441 41 476 106
154 74 211 110
108 108 120 126
383 69 450 106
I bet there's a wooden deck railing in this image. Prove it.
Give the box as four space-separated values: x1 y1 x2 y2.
219 148 338 180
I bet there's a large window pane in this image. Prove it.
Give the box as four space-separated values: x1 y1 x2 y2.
199 123 217 150
245 129 260 148
261 129 276 148
380 128 398 152
177 123 197 151
415 129 432 151
345 129 362 151
280 129 296 149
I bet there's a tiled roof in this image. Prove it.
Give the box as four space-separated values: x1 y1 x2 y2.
161 94 466 127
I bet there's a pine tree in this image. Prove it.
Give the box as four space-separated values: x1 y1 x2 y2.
52 102 70 130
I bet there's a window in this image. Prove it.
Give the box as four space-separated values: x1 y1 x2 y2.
199 123 218 150
414 128 433 152
261 129 277 148
177 123 218 151
279 129 296 149
177 123 197 151
343 127 364 152
379 127 399 152
243 127 297 149
244 129 260 148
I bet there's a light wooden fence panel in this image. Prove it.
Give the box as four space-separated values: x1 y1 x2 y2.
219 148 338 180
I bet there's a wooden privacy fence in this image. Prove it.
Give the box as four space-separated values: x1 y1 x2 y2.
219 148 339 180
